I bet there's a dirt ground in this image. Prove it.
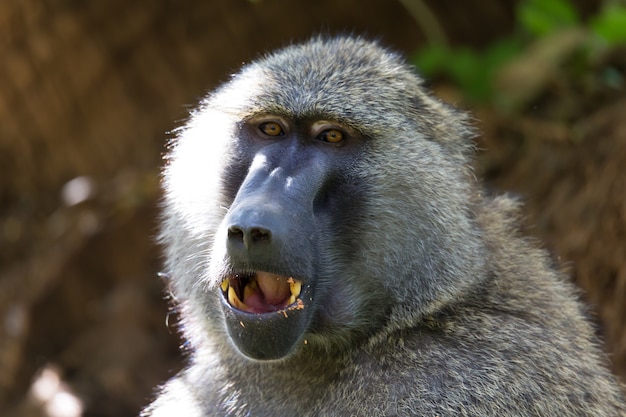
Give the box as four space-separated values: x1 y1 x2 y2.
1 1 624 416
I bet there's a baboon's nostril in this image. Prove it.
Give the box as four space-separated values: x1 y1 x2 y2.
228 226 245 244
250 227 271 244
227 225 272 249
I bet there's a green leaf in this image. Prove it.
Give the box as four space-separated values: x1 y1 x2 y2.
482 37 524 70
591 6 626 45
413 43 450 76
412 38 523 103
517 0 579 37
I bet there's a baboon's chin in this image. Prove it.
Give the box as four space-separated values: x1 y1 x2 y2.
219 271 312 360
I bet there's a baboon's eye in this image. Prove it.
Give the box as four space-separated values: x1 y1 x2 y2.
317 129 344 143
259 121 284 137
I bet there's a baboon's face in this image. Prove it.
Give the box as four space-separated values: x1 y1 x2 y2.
211 114 368 360
164 38 476 361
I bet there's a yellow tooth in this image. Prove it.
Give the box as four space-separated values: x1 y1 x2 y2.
228 286 237 305
288 294 296 305
289 280 302 298
220 280 229 292
228 286 248 310
243 280 257 301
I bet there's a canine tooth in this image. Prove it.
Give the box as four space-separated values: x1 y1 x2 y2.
289 280 302 298
228 286 237 305
228 286 248 310
243 280 257 301
288 294 296 305
220 280 229 292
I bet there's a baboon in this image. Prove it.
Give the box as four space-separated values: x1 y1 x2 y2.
144 37 626 416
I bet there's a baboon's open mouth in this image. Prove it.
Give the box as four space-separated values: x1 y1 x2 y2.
219 271 310 360
220 271 303 314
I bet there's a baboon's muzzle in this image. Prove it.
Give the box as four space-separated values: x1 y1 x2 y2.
218 149 326 360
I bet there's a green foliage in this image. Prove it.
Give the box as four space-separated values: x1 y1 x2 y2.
412 0 626 103
414 39 522 102
517 0 579 37
591 4 626 45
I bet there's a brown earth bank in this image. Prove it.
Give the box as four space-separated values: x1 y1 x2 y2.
1 1 622 416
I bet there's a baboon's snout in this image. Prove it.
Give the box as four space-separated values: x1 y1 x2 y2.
216 160 321 360
223 152 323 270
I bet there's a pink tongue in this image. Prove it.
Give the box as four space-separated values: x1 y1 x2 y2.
256 272 290 305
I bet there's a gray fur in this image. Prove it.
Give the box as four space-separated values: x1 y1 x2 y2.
144 36 626 416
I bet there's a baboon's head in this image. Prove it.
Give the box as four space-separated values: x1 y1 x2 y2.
161 37 485 361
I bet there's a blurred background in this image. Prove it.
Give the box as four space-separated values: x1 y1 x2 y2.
1 0 625 416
